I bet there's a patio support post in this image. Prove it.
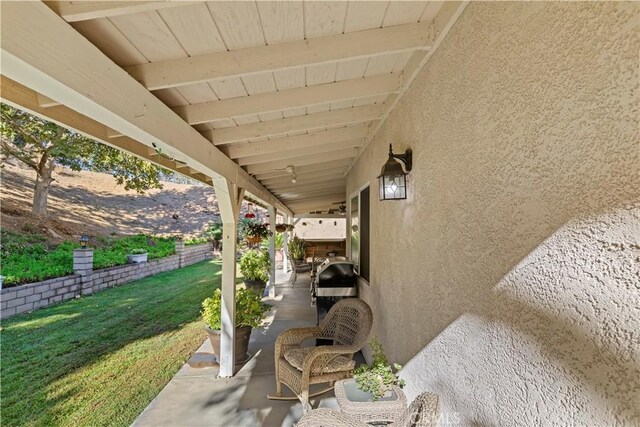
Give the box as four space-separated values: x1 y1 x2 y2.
282 214 289 273
267 205 276 298
213 178 244 378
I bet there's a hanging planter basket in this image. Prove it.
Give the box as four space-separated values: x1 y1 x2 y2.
275 224 287 233
246 235 263 246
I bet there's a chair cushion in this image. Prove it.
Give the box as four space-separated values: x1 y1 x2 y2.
284 347 355 373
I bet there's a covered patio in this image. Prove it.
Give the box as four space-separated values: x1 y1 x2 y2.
1 1 637 426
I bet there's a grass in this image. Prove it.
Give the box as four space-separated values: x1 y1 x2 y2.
0 230 176 287
0 259 221 427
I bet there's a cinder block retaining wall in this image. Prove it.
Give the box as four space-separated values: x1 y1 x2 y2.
1 242 213 319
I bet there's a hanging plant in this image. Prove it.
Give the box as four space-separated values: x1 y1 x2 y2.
286 224 295 231
275 223 287 233
240 219 272 247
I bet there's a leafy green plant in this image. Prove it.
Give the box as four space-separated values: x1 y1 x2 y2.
201 287 269 330
239 249 270 282
129 248 147 255
287 235 306 260
204 220 223 242
260 233 284 251
353 338 405 401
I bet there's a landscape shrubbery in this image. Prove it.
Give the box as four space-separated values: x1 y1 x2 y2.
0 230 175 287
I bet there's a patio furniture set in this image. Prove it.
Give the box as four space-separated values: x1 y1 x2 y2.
268 264 440 425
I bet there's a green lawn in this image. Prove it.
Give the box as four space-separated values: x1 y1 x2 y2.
1 260 222 427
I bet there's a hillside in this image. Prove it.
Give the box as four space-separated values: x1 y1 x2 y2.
1 160 221 243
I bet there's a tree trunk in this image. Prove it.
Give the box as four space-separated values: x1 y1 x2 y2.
32 154 55 217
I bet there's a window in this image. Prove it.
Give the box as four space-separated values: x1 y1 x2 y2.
350 185 370 281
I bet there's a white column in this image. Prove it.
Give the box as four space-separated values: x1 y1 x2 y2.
282 214 289 273
268 205 276 298
213 178 244 378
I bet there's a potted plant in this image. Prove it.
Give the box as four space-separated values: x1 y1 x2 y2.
287 235 306 266
201 288 269 365
352 338 406 401
128 248 148 263
239 249 270 292
275 223 287 233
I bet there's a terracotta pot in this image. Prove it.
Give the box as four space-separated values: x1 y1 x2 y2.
205 325 252 365
244 279 266 293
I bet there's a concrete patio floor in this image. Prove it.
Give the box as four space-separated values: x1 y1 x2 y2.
133 269 339 427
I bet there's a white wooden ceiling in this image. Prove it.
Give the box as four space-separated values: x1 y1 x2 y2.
40 0 463 213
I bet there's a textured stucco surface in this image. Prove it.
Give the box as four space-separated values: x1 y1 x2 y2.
346 3 639 426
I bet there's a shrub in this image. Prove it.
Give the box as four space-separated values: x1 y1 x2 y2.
184 237 208 246
239 249 270 282
201 288 269 330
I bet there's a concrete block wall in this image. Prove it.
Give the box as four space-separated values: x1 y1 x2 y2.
1 242 214 319
1 275 82 318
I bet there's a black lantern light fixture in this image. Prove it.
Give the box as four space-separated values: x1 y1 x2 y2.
79 235 89 249
378 143 412 200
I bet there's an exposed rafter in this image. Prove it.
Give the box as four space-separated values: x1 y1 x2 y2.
206 105 382 145
252 160 351 181
44 1 197 23
268 179 346 193
124 21 433 90
173 74 401 125
261 170 347 187
245 149 357 175
237 139 364 166
225 125 369 159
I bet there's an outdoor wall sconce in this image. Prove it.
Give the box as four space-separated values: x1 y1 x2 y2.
79 235 89 249
377 143 412 200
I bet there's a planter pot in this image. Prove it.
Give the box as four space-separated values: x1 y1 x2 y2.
128 253 148 263
244 279 266 293
204 325 252 365
246 236 263 246
275 224 287 233
342 379 399 402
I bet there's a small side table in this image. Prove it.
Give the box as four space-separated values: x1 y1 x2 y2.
334 379 407 425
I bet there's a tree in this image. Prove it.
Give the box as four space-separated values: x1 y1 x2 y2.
0 103 170 217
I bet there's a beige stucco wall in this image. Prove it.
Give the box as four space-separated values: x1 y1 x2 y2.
346 3 639 426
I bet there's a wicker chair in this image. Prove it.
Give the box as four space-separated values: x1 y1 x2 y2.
296 392 440 427
270 298 373 412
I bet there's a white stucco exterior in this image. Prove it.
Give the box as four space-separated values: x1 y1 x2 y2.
346 3 639 425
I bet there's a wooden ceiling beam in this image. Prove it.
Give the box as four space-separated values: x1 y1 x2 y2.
237 139 364 166
44 1 197 22
260 170 347 186
280 188 346 201
245 149 357 175
173 74 400 125
269 179 346 194
252 160 351 180
207 105 382 145
125 21 434 90
226 125 369 160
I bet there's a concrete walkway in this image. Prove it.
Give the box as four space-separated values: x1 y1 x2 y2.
133 270 338 427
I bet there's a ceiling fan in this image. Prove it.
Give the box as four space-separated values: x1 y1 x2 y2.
328 201 347 215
